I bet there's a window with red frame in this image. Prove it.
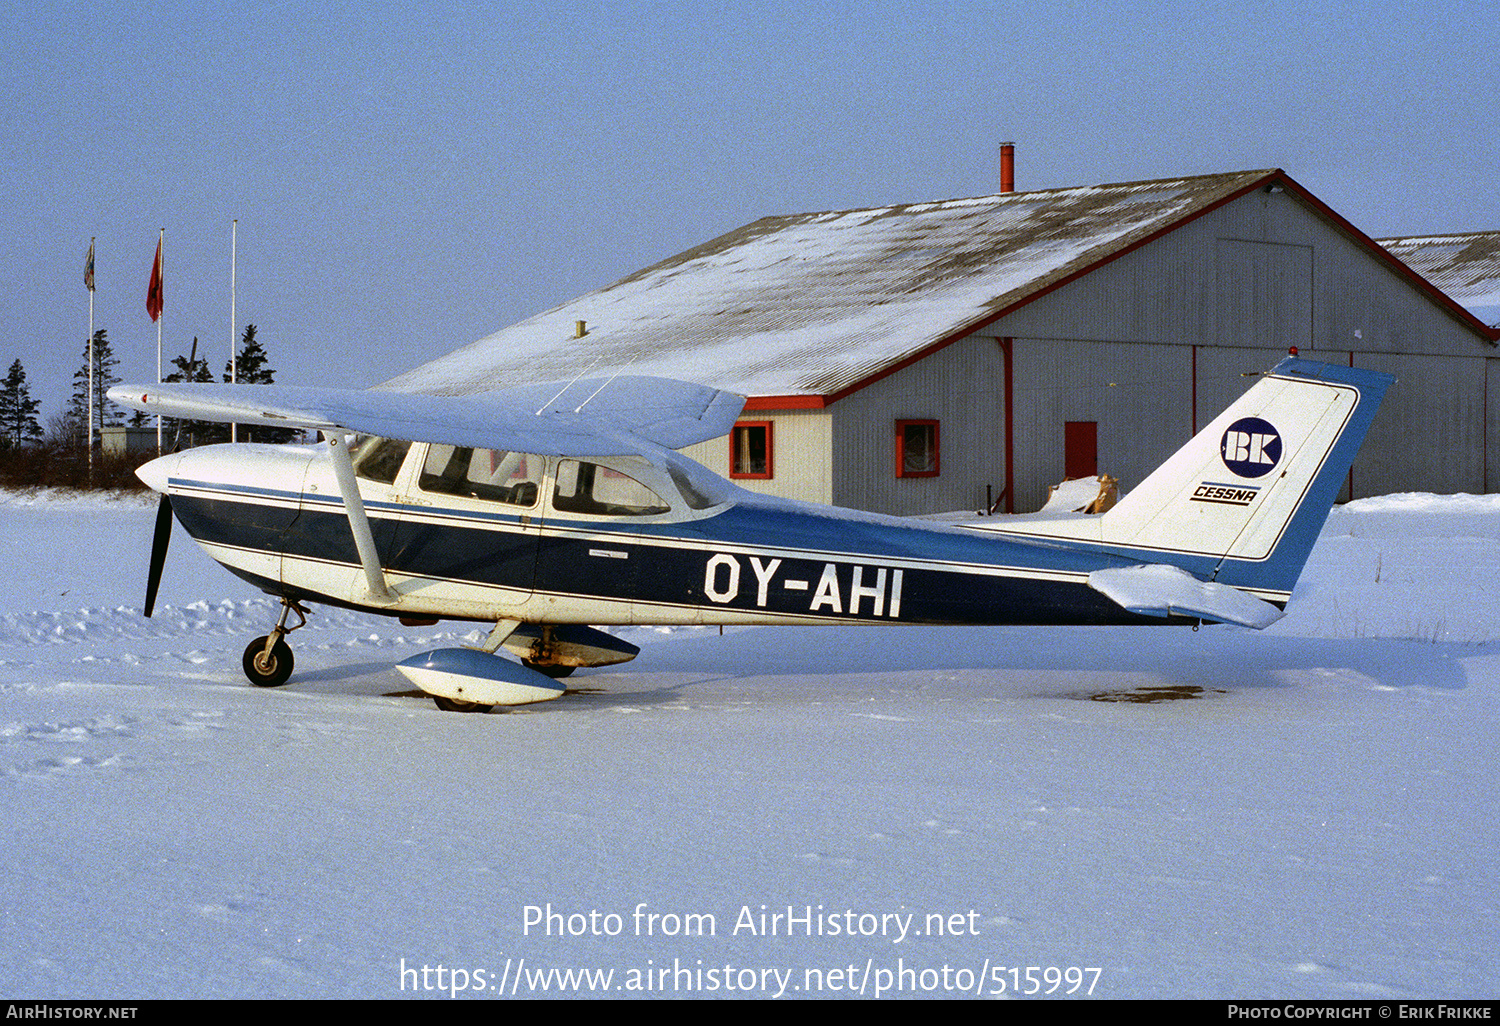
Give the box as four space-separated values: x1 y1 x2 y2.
730 421 773 478
895 420 939 477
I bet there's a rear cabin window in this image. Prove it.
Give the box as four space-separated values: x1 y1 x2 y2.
552 460 670 517
419 445 543 508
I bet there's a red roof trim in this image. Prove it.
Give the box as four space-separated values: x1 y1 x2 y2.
743 394 828 410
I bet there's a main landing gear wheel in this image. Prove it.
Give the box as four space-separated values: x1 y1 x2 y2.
243 636 294 688
431 695 494 714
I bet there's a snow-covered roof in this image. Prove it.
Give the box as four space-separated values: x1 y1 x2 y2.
1378 232 1500 328
385 169 1493 402
386 170 1290 401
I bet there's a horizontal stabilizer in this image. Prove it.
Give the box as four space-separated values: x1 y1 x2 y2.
1088 564 1284 630
107 376 745 455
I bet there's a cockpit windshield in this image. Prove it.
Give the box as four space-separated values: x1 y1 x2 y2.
348 435 412 484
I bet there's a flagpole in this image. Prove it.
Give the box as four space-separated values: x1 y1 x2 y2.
86 237 95 487
155 229 164 455
230 219 237 442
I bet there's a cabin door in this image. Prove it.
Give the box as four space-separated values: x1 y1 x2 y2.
381 444 544 618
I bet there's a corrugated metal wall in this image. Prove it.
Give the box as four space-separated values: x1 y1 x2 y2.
1356 352 1487 495
1214 239 1313 349
1490 359 1500 495
828 338 1008 515
1004 338 1193 512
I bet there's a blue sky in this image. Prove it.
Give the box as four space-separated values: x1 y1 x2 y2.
3 0 1496 420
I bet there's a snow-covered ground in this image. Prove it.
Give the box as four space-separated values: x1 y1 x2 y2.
2 488 1496 999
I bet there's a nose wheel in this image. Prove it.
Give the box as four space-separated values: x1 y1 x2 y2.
243 635 294 687
242 599 308 687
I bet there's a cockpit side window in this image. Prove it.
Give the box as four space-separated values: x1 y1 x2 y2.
419 445 542 508
349 435 412 485
552 460 670 516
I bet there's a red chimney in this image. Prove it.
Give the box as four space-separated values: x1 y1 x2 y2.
1000 141 1015 193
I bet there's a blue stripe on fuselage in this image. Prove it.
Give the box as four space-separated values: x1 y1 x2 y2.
164 481 1169 627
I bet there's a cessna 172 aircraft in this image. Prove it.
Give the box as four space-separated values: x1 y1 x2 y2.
109 357 1391 712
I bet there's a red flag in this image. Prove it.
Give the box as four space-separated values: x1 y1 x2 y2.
146 237 163 322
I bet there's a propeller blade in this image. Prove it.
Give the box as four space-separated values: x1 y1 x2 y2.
144 494 173 618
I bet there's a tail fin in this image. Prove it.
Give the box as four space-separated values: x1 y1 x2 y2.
1099 357 1393 600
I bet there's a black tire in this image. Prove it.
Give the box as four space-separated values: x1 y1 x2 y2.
522 659 575 679
243 636 294 688
432 695 493 713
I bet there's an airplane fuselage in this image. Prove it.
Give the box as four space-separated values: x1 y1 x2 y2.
149 440 1173 632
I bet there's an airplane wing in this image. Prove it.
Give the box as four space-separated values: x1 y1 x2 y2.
1087 564 1285 629
107 375 746 455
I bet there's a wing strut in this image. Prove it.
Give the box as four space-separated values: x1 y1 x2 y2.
326 434 393 603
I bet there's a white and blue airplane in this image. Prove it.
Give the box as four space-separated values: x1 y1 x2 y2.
109 357 1391 712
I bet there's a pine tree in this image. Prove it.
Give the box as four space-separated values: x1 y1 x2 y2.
0 359 44 450
224 323 275 385
68 329 122 447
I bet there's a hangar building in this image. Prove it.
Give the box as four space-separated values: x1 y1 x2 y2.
387 169 1498 515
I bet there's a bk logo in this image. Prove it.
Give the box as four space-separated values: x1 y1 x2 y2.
1220 417 1282 478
